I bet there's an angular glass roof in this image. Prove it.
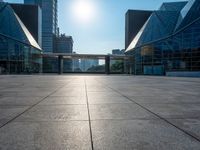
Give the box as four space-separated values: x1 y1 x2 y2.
126 10 179 52
125 0 200 52
126 19 149 52
174 0 198 31
0 2 41 50
160 1 187 11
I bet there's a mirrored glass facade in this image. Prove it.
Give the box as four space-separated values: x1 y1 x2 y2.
0 34 42 74
126 0 200 76
0 2 42 74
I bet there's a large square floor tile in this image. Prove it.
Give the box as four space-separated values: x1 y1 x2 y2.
89 104 157 120
16 105 88 121
91 120 200 150
143 103 200 119
39 96 87 105
88 96 132 104
0 121 92 150
168 118 200 140
0 96 43 106
0 106 28 126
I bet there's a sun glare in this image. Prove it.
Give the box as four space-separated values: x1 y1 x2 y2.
71 0 96 24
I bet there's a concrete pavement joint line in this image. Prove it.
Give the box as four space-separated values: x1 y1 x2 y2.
97 79 200 143
0 78 76 129
13 120 89 123
144 76 200 84
84 78 94 150
37 104 87 106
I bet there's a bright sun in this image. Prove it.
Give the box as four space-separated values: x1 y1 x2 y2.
71 0 96 24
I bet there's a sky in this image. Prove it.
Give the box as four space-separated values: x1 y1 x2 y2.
4 0 186 54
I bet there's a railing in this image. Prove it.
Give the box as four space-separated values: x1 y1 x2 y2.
42 53 133 74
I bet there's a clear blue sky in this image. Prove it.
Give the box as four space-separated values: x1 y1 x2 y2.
5 0 186 54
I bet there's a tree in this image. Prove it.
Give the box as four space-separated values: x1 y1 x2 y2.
111 60 123 72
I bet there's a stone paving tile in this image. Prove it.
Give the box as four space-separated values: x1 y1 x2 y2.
87 92 122 100
39 96 87 105
0 96 43 106
87 87 113 92
58 89 85 92
0 106 28 126
168 118 200 140
91 120 200 150
88 96 132 104
16 105 88 121
89 104 157 120
0 91 53 97
120 90 184 97
129 95 200 104
51 91 86 97
142 103 200 119
87 91 121 96
0 75 200 150
0 121 92 150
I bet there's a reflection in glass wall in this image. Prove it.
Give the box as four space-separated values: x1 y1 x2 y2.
43 57 58 73
125 0 200 76
131 18 200 75
43 57 106 73
0 34 42 74
110 59 124 73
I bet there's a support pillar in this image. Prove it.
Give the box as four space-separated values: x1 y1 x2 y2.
58 55 63 74
105 55 110 75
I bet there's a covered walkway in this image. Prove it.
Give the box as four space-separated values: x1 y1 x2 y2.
43 53 133 74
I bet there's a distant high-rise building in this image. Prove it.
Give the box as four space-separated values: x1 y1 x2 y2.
55 34 73 53
112 49 125 55
125 10 152 49
55 34 74 72
80 59 99 72
24 0 58 53
10 3 42 47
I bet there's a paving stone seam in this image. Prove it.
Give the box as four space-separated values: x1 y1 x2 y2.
84 78 94 150
38 104 87 106
0 78 76 129
144 76 200 83
12 120 89 123
97 79 200 143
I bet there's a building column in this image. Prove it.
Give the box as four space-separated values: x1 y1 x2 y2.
58 55 63 74
105 55 110 75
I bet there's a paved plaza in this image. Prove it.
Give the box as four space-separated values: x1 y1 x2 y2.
0 75 200 150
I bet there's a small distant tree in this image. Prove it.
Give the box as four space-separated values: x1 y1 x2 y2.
87 65 105 72
111 61 123 72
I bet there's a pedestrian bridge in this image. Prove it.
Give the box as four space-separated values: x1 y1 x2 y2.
42 53 133 74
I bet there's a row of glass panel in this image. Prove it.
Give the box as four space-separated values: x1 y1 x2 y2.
129 17 200 75
43 57 126 73
0 35 42 74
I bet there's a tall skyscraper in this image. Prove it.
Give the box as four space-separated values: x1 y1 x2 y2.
125 10 152 49
55 34 73 53
24 0 58 53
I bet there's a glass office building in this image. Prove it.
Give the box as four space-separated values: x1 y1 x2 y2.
0 2 42 74
125 0 200 76
24 0 58 53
